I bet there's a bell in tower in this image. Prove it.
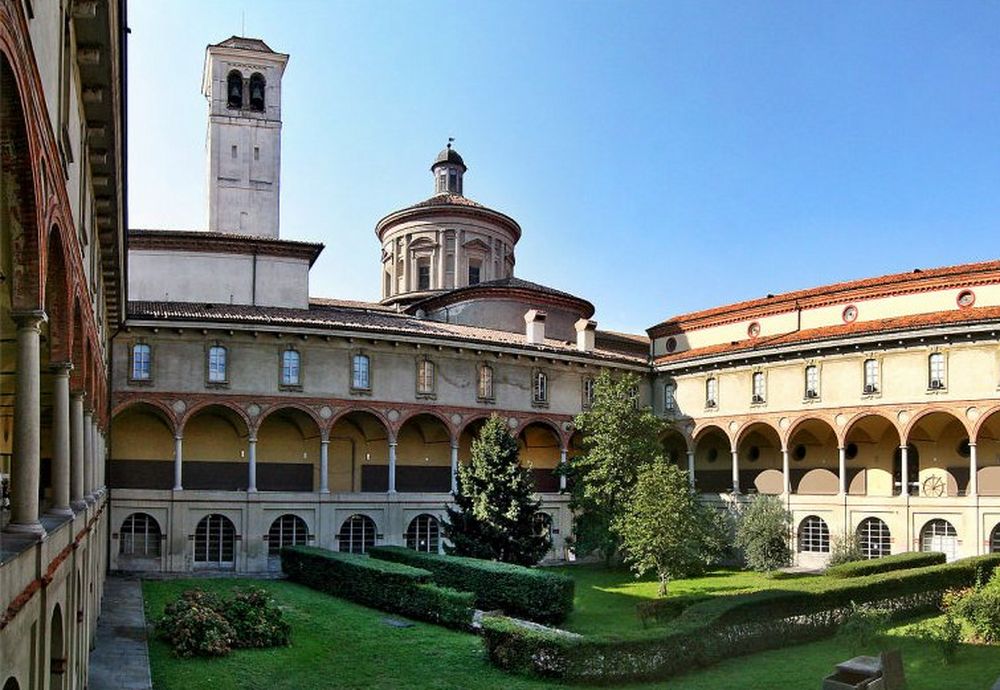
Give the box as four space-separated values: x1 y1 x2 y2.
249 72 265 112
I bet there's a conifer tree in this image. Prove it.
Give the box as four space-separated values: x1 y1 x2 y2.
443 414 551 565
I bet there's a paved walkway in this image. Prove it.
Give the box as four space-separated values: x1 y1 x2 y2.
88 576 153 690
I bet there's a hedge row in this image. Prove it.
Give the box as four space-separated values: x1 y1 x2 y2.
825 551 946 579
280 546 474 629
369 546 575 624
483 553 1000 684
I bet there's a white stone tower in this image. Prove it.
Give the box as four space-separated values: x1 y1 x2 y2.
202 37 288 238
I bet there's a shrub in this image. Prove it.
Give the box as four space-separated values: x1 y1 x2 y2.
281 545 474 629
953 569 1000 643
222 587 291 649
837 601 890 655
827 533 864 567
369 545 573 623
912 611 963 664
636 594 710 628
826 551 946 579
734 495 792 572
156 589 234 658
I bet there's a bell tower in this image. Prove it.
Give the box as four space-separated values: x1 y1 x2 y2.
202 36 288 238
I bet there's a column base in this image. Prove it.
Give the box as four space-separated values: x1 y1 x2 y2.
247 488 258 494
4 520 47 537
46 506 75 518
320 489 330 494
84 493 97 505
71 499 88 513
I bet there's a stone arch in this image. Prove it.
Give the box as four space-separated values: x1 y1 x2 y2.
328 409 391 492
659 426 691 467
110 402 177 490
905 410 970 497
43 225 72 363
395 412 452 493
254 402 323 438
785 417 839 495
193 513 237 568
69 295 87 393
179 399 252 433
735 421 783 495
515 416 569 449
395 407 456 441
337 513 378 553
181 404 251 491
117 512 163 562
267 513 310 557
2 677 20 690
256 406 322 491
975 407 1000 496
518 420 563 493
49 603 65 689
405 513 441 553
842 413 901 497
692 422 733 447
692 423 732 493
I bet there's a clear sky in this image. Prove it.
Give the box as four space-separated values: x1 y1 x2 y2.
126 1 1000 334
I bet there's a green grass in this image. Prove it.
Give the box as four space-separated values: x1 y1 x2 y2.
143 575 1000 690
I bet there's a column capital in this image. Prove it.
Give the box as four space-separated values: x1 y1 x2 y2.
12 309 47 329
173 434 183 442
70 390 87 400
969 441 978 448
248 435 258 444
50 361 74 375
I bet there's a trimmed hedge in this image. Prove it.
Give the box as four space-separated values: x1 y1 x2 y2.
369 546 574 624
825 551 946 579
483 553 1000 684
280 546 474 629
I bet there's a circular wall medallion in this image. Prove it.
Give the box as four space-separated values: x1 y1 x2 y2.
319 406 333 419
747 321 761 338
778 417 791 430
665 337 678 353
967 406 981 422
897 410 910 424
842 305 859 323
508 417 519 429
247 403 261 417
450 413 463 425
957 289 976 309
834 413 846 427
728 421 740 433
387 409 400 422
171 400 187 414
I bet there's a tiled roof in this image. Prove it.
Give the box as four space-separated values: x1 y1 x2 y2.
649 259 1000 336
309 297 395 311
127 300 647 365
211 36 277 53
129 229 324 266
404 193 485 210
411 277 593 313
595 330 650 358
376 193 522 240
654 305 1000 367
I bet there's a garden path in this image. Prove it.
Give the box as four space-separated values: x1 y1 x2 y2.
88 576 153 690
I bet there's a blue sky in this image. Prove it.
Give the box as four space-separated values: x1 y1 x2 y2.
126 1 1000 334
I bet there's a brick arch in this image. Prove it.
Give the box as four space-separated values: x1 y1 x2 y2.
111 399 179 436
395 408 456 441
659 425 694 455
254 402 324 438
69 294 88 392
903 407 972 443
43 224 73 362
972 405 1000 442
692 421 732 447
326 405 393 440
841 410 902 447
734 419 782 449
179 400 253 435
783 415 838 449
515 416 571 450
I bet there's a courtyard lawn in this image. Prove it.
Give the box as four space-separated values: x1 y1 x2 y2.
142 576 1000 690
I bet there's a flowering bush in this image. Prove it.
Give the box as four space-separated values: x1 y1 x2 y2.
222 587 291 649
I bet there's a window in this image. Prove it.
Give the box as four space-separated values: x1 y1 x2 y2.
352 353 370 390
226 70 243 109
253 146 260 161
856 517 891 560
583 377 596 408
207 345 228 383
705 377 718 408
131 343 151 381
267 515 308 557
281 350 300 386
436 171 447 193
751 371 766 404
663 382 677 413
417 359 436 395
119 513 161 557
991 524 1000 553
921 519 958 562
797 515 830 553
338 514 376 554
248 72 265 111
478 364 494 400
533 370 548 405
805 365 819 399
928 353 945 389
418 262 431 291
468 261 481 286
448 169 458 192
863 358 879 393
230 144 238 159
405 514 440 553
194 514 236 566
533 512 553 539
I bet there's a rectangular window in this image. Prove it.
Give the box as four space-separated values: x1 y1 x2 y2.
281 350 300 386
664 382 676 413
478 364 494 400
131 343 151 381
929 353 945 389
706 377 718 407
253 146 260 161
863 359 879 393
208 345 227 383
533 371 548 404
417 359 435 395
805 365 819 398
418 264 431 291
231 145 238 159
752 372 766 403
468 264 481 286
352 354 370 390
583 377 596 408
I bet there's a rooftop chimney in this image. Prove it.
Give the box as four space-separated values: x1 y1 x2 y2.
524 309 547 345
575 318 597 352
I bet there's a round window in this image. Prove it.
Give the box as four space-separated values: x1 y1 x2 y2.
957 439 971 458
707 448 719 463
793 444 807 461
842 305 858 323
747 322 761 338
748 445 761 462
957 290 975 309
665 337 678 353
845 443 859 460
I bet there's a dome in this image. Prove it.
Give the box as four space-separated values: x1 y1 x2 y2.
431 144 466 171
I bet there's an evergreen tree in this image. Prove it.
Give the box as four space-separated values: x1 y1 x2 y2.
442 414 551 565
568 371 664 563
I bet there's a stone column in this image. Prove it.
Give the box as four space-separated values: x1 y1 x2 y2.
436 230 446 289
83 413 95 503
969 442 978 497
450 440 459 494
899 444 909 497
730 448 740 494
687 450 696 489
781 447 791 495
559 447 568 491
96 428 105 494
6 311 46 535
70 392 86 510
247 436 257 492
173 435 183 490
319 436 330 494
838 445 847 496
402 236 411 293
49 363 73 516
389 240 398 298
388 441 397 494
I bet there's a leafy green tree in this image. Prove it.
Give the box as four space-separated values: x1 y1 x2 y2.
615 460 727 595
568 371 664 563
442 414 551 565
734 494 792 572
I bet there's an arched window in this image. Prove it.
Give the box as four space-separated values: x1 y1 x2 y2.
478 364 494 401
928 352 946 389
119 513 162 557
405 514 440 553
417 359 436 395
194 514 236 566
131 343 151 381
207 345 228 383
991 524 1000 553
863 359 879 394
533 512 553 539
856 517 891 559
921 519 958 562
705 377 718 408
533 370 548 404
281 349 300 386
3 677 20 690
751 371 766 403
268 514 309 556
338 514 376 554
227 70 243 109
797 515 830 553
249 72 266 111
352 353 370 390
